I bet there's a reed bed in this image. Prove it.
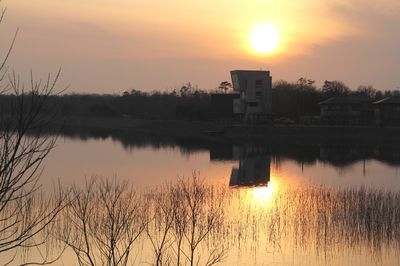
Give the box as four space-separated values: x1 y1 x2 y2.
11 178 400 265
224 186 400 262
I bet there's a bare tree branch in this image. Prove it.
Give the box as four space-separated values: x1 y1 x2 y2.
0 3 68 264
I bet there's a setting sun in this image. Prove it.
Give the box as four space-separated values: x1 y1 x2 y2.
250 24 281 54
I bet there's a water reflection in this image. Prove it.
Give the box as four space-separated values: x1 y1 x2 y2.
55 126 400 169
41 127 400 192
12 128 400 265
228 145 270 188
250 185 274 203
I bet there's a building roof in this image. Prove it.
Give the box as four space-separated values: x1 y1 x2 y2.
318 95 373 105
373 96 400 105
230 70 270 75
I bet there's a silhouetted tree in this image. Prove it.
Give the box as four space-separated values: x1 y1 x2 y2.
272 78 321 120
58 178 146 266
321 80 350 98
296 77 315 90
146 185 177 265
0 6 68 264
217 81 232 94
180 83 194 97
176 175 226 266
354 85 377 98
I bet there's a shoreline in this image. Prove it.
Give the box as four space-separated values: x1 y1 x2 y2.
54 116 400 144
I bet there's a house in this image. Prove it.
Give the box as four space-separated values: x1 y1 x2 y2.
230 70 272 120
373 96 400 126
318 95 374 125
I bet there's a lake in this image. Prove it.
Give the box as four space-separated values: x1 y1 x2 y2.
42 131 400 191
17 131 400 265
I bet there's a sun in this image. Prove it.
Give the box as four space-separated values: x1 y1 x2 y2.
250 24 281 54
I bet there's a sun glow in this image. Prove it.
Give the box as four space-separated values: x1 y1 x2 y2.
250 23 281 54
251 183 275 203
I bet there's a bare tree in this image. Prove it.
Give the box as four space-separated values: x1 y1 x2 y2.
170 184 187 266
144 175 227 266
146 186 177 266
58 178 146 266
0 5 68 264
94 179 146 266
0 4 17 94
321 80 350 98
355 85 377 98
58 179 97 266
58 176 228 266
216 81 232 94
177 175 227 266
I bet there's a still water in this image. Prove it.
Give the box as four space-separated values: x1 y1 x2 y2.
35 133 400 265
42 134 400 191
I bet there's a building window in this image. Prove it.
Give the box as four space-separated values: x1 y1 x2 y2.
248 102 258 107
255 80 263 88
255 91 262 99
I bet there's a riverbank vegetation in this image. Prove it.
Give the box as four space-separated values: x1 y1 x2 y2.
2 79 400 122
4 176 400 265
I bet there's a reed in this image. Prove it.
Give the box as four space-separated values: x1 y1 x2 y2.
24 178 400 265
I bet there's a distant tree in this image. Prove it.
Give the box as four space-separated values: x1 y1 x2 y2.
272 79 321 119
272 80 297 119
273 80 293 89
171 89 178 96
217 81 232 94
296 77 316 91
130 88 145 96
354 85 377 98
322 80 350 98
384 90 392 97
180 82 194 97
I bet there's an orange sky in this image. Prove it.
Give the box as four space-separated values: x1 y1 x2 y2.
1 0 400 93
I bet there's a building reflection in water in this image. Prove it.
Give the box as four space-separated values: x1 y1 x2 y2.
209 144 271 188
208 140 400 187
229 148 270 187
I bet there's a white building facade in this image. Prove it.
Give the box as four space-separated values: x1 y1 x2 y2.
230 70 272 120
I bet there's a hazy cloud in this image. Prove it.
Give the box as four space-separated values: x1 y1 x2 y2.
1 0 400 92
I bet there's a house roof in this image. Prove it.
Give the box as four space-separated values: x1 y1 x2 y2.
318 95 373 105
373 96 400 105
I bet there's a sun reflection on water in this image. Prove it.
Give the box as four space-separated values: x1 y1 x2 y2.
251 183 274 203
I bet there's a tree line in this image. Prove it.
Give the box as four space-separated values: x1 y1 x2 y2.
1 79 399 122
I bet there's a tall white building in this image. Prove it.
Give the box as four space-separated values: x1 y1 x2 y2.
230 70 272 120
